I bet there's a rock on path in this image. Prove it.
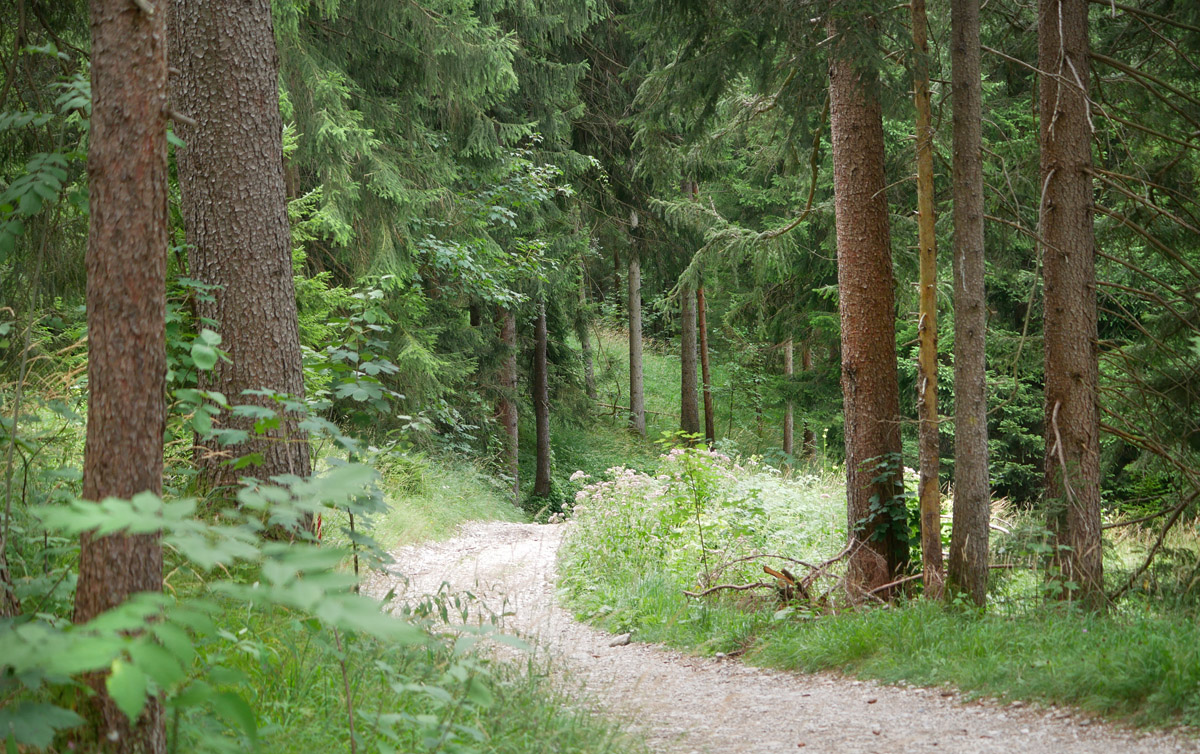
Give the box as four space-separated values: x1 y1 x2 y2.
365 521 1196 754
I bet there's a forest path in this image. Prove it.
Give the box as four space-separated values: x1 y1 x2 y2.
366 521 1195 754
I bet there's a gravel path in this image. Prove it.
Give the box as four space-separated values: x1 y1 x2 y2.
366 521 1196 754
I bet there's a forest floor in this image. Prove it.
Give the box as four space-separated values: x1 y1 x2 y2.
366 520 1199 754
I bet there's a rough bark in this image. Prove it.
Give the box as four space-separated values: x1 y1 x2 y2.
74 1 168 750
912 0 944 600
1039 0 1103 607
498 308 520 504
578 268 597 401
680 285 701 441
947 0 991 606
829 17 909 592
801 345 816 457
628 249 646 436
169 0 309 492
532 304 552 499
697 287 715 445
783 338 795 458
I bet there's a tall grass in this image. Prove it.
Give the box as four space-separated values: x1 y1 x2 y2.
558 447 1200 728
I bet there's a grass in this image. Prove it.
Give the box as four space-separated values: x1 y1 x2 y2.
178 597 643 754
557 441 1200 729
370 453 525 544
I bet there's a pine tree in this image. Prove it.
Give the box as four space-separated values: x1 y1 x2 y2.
74 0 168 749
170 0 310 495
911 0 943 599
828 7 908 592
947 0 990 606
1039 0 1102 607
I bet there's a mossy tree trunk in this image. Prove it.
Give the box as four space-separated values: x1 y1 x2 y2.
698 286 716 445
532 303 552 499
912 0 944 600
498 307 520 505
628 241 646 436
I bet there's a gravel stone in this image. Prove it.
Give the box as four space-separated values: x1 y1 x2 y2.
366 521 1199 754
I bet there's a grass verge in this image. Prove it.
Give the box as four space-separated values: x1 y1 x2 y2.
558 448 1200 729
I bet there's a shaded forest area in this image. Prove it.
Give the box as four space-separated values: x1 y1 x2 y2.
1 0 1199 750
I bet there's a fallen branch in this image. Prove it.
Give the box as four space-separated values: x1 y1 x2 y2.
1110 491 1199 602
593 402 677 419
865 573 924 596
708 553 819 582
1102 505 1182 530
684 581 774 598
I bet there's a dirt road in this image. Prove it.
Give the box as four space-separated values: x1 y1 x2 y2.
367 521 1195 754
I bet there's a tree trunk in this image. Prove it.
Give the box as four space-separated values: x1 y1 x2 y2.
532 303 552 498
783 338 794 458
74 1 168 750
628 249 646 435
578 265 597 401
170 0 310 495
912 0 944 601
947 0 991 606
1039 0 1102 607
498 307 520 505
801 345 816 457
829 14 909 593
697 287 716 445
680 284 701 440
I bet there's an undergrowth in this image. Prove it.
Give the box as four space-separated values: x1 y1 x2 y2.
558 447 1200 728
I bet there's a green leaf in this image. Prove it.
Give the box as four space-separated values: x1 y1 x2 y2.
0 702 83 748
128 640 186 687
464 675 493 707
212 691 257 739
106 658 149 722
152 622 196 666
191 343 218 371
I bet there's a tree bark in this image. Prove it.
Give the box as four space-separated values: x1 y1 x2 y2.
75 1 168 750
1039 0 1103 607
697 287 715 445
169 0 310 494
912 0 944 601
498 307 520 505
829 14 909 593
578 265 597 401
628 249 646 435
680 284 701 440
801 344 816 457
947 0 991 606
532 303 552 498
783 337 795 458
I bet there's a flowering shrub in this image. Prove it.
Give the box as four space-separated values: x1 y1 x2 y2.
559 447 845 628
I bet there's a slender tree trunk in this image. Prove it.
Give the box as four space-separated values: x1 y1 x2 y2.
783 338 795 458
498 308 520 505
801 344 816 457
829 14 909 593
947 0 991 606
628 249 646 435
532 303 552 498
170 0 309 494
578 265 597 401
680 285 701 440
74 1 168 749
697 287 715 445
1039 0 1102 607
912 0 944 600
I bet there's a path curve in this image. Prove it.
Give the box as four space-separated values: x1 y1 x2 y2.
366 521 1196 754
